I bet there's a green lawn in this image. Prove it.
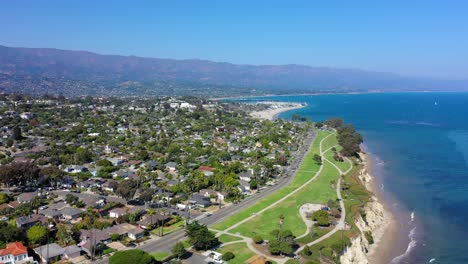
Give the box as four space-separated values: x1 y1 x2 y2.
217 242 256 264
218 234 244 243
230 161 340 240
321 132 338 152
151 251 171 261
212 130 331 231
323 146 352 173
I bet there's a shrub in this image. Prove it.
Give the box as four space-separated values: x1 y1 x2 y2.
301 245 312 256
321 247 333 258
364 231 374 244
253 235 263 244
109 249 159 264
111 233 120 241
222 252 235 261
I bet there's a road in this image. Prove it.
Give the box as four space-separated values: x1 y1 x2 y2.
93 129 316 263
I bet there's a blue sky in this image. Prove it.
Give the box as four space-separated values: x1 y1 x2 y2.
1 1 467 79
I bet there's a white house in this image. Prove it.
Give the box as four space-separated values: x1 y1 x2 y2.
0 242 36 264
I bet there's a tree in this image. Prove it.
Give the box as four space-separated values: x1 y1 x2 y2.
109 249 159 264
12 125 23 140
137 150 150 160
171 242 186 259
268 229 295 255
185 221 219 250
116 179 138 201
56 225 74 246
0 222 19 248
139 189 154 204
96 159 113 167
302 245 312 256
65 194 79 205
312 210 330 226
0 193 12 204
325 118 344 129
27 224 47 245
222 252 235 261
40 166 64 188
31 196 42 214
253 235 263 244
313 154 322 164
0 162 40 187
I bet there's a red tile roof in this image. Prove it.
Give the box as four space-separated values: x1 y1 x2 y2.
198 166 214 171
0 242 27 256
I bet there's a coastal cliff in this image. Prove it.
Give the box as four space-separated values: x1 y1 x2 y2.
340 159 387 264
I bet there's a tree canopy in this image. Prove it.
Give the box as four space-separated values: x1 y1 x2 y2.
185 221 219 250
109 249 159 264
27 224 47 245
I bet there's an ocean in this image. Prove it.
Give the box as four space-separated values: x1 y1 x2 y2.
234 92 468 264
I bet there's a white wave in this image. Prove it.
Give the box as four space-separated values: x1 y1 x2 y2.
410 212 415 222
390 227 418 264
381 184 384 190
429 258 436 263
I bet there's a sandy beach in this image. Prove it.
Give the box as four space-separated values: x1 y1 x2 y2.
362 153 400 264
249 103 305 120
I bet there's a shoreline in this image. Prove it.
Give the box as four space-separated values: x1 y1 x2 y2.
249 103 305 120
212 90 444 101
361 152 399 264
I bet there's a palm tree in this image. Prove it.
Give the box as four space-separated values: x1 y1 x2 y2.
31 196 42 214
147 209 156 228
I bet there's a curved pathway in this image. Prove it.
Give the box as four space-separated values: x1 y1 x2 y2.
212 132 354 262
224 132 335 233
295 142 353 253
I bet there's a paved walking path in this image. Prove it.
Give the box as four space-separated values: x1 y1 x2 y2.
213 132 355 262
211 132 357 263
295 140 353 253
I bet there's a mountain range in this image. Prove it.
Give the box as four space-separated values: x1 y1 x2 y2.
0 45 467 97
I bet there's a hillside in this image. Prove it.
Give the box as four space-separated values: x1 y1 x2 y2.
0 45 466 97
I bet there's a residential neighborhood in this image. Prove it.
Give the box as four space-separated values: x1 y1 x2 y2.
0 93 309 263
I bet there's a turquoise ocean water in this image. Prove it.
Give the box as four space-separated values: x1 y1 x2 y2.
234 92 468 264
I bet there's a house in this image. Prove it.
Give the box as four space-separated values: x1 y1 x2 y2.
19 112 34 120
199 189 226 201
154 188 174 199
63 165 88 174
34 243 81 263
102 180 118 192
144 160 159 170
60 207 83 220
238 170 254 182
16 214 47 229
40 208 62 220
238 181 252 195
104 223 145 240
17 192 39 203
189 194 211 208
137 214 171 229
128 227 145 240
61 176 75 188
0 242 35 264
198 166 215 176
165 162 178 171
108 207 126 218
79 229 111 256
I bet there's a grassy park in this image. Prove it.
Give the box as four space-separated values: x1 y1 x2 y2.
210 127 370 263
212 130 330 231
218 242 256 264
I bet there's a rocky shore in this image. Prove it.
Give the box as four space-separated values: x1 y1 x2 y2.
340 153 396 264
